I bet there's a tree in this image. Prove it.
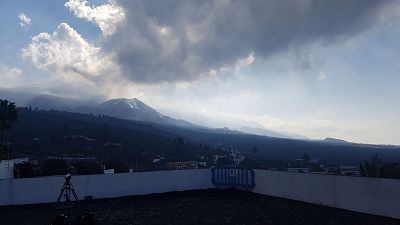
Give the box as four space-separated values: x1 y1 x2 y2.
252 146 258 159
0 100 18 147
175 137 185 154
104 161 129 173
359 153 400 178
216 156 234 167
42 160 70 176
74 161 103 175
64 123 69 136
302 154 311 164
104 123 109 139
14 162 37 178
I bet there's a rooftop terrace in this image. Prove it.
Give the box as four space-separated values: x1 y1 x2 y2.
0 189 399 225
1 168 400 224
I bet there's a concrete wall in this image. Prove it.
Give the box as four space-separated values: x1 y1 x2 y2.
2 168 400 219
0 169 213 206
253 169 400 219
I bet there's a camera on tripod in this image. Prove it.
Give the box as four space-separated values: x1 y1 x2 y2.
65 173 71 182
57 173 79 203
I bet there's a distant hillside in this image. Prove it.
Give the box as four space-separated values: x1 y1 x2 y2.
27 94 83 110
324 137 349 144
26 95 200 129
3 89 308 140
8 108 400 165
240 126 292 139
8 108 216 164
87 98 200 128
155 123 400 164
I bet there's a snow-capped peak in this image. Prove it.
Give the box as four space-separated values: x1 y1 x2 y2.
127 100 139 110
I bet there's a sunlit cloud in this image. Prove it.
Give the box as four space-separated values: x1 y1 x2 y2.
0 64 22 78
65 0 125 36
21 23 120 89
17 12 31 28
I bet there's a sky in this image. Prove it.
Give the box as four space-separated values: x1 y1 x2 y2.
0 0 400 145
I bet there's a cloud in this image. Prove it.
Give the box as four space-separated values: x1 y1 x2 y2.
18 0 400 145
0 65 22 78
23 0 398 87
65 0 125 36
317 71 328 81
0 65 22 87
21 23 119 87
93 0 395 84
18 13 31 28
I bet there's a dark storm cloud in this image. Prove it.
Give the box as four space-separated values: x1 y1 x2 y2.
105 0 393 83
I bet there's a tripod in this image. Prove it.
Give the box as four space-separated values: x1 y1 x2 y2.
56 173 79 223
57 173 79 203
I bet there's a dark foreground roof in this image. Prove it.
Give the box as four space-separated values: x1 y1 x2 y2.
0 189 398 225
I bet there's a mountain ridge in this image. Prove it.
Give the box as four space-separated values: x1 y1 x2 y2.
0 89 311 141
25 95 200 129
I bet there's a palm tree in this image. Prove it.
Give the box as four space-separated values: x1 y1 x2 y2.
0 100 18 147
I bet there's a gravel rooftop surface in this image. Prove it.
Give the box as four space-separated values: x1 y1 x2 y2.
0 189 398 225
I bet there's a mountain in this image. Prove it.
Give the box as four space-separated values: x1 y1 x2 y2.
96 98 165 122
240 126 308 140
0 87 37 106
9 109 400 165
23 94 198 128
323 137 349 144
240 126 291 139
35 97 199 129
4 90 306 139
320 137 398 149
89 98 199 128
27 94 83 111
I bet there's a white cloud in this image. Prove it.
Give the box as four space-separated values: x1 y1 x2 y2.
235 52 256 72
317 71 328 81
0 65 22 78
18 13 31 28
65 0 125 36
17 0 400 145
0 65 22 87
21 23 119 86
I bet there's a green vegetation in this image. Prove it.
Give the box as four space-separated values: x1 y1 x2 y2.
0 99 18 160
359 153 400 179
4 106 400 178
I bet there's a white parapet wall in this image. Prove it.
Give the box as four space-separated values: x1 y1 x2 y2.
252 169 400 219
0 169 213 206
2 168 400 220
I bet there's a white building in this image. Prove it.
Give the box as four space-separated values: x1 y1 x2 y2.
0 160 14 179
152 158 161 163
0 158 30 179
287 167 310 173
340 166 360 176
103 169 115 174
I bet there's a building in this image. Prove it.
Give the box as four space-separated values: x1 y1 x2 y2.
47 154 96 162
0 158 30 179
197 162 207 167
233 155 245 166
103 169 115 174
152 158 161 163
0 160 14 179
287 168 310 173
339 166 360 176
167 161 199 170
